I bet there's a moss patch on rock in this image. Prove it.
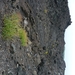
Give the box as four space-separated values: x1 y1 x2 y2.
2 13 28 46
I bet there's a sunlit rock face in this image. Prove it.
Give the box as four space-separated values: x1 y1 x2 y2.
0 0 71 75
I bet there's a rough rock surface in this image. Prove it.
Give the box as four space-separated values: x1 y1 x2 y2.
0 0 71 75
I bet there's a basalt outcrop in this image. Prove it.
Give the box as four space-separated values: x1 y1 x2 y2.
0 0 71 75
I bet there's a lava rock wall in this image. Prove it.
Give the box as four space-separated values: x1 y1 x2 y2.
0 0 71 75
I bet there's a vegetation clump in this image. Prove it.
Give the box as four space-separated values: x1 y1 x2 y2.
2 13 28 46
19 29 28 46
44 9 48 14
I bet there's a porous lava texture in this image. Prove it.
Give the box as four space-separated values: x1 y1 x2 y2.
0 0 71 75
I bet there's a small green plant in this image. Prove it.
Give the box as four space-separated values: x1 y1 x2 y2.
2 13 28 46
2 13 19 39
19 29 28 46
44 9 48 14
45 51 48 54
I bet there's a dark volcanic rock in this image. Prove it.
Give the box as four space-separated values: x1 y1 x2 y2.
0 0 71 75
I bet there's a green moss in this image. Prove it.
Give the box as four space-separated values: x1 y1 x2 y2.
2 13 28 46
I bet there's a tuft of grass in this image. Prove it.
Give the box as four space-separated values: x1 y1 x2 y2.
19 29 28 46
2 13 19 39
2 13 28 46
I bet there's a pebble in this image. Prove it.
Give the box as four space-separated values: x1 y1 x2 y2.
27 53 31 57
28 39 32 45
24 17 28 29
11 43 16 51
58 73 60 75
17 64 19 67
27 27 30 31
33 70 37 75
21 59 23 61
37 54 41 64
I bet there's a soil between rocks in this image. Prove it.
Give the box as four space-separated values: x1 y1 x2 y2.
0 0 71 75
